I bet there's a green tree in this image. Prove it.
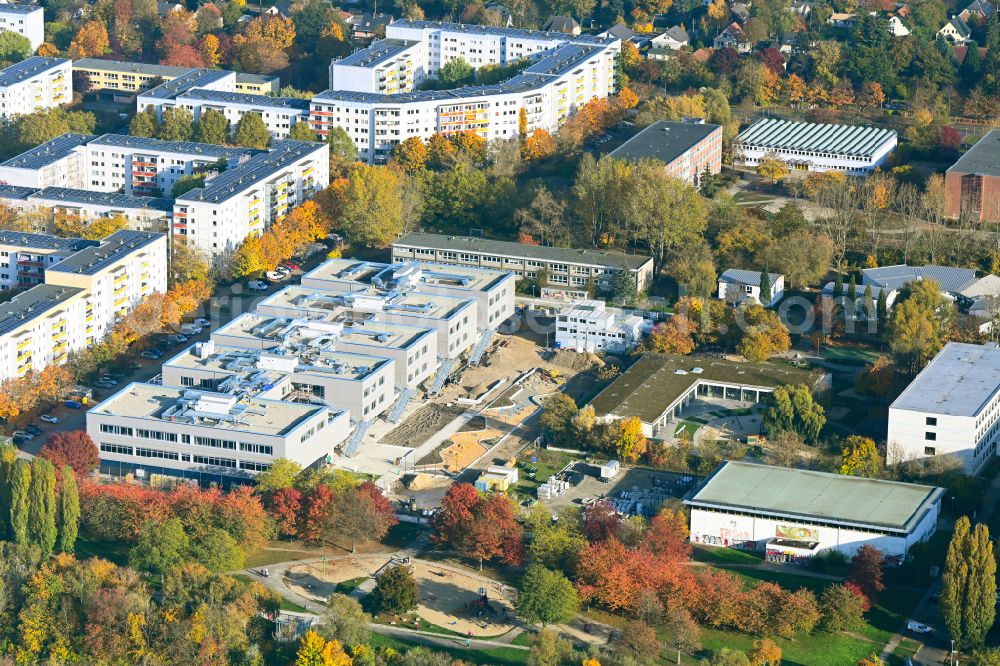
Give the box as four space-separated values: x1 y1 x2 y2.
759 267 772 306
515 565 579 626
172 173 206 197
763 384 826 442
129 517 190 581
632 165 708 274
539 393 578 445
194 108 230 145
940 516 996 647
889 279 949 373
820 583 867 632
28 457 57 556
942 516 971 645
319 593 371 648
190 527 245 572
288 122 316 141
833 271 844 299
438 57 474 86
839 436 883 478
877 288 888 326
864 283 875 321
372 564 418 614
327 126 358 162
255 458 302 493
57 465 79 553
527 628 574 666
528 510 587 576
157 107 195 142
8 458 29 545
0 443 16 540
234 112 270 149
612 268 637 304
339 164 418 248
0 32 33 62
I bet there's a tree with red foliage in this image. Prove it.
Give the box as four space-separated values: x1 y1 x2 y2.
431 483 524 569
843 581 872 612
692 568 744 627
760 47 786 75
79 482 170 541
160 42 207 67
938 126 963 152
299 484 335 543
270 487 303 538
39 430 99 477
849 545 885 603
576 537 688 612
584 499 621 543
323 482 398 553
642 508 692 561
710 47 741 75
215 484 271 552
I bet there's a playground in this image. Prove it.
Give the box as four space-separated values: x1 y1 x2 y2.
285 556 516 638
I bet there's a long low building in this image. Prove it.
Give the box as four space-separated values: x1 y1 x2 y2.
608 120 723 188
392 232 653 297
736 118 897 174
686 461 943 559
88 383 350 483
74 58 277 97
588 353 827 439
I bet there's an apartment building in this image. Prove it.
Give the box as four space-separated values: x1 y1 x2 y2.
945 129 1000 222
887 342 1000 473
172 140 329 254
161 340 398 422
73 59 279 97
0 230 95 289
609 120 723 188
302 258 516 333
329 38 424 93
256 284 479 360
136 69 237 116
0 3 43 51
87 383 350 481
157 89 312 140
736 118 898 174
555 299 644 352
0 57 72 120
0 230 167 381
0 134 94 189
392 232 654 296
0 187 175 233
311 41 618 163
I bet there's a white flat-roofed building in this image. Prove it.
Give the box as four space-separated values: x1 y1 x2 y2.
686 461 943 559
0 57 72 119
392 232 652 297
718 269 785 307
0 284 87 380
0 3 44 51
302 258 515 333
87 383 350 481
887 342 1000 473
0 133 93 189
0 230 95 289
135 69 237 118
161 89 312 140
555 299 644 353
256 284 479 359
211 313 437 390
736 118 897 174
330 38 424 93
161 341 397 423
173 140 329 254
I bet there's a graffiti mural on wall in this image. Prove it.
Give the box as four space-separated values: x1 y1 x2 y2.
775 524 820 542
693 518 754 549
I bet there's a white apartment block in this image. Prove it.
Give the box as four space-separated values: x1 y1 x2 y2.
0 186 175 233
887 342 1000 474
330 39 425 94
0 57 71 120
313 38 619 163
172 140 329 254
0 230 94 289
737 118 898 174
0 3 44 51
136 69 236 117
555 299 644 353
0 133 94 189
88 383 350 481
161 340 398 423
0 230 167 381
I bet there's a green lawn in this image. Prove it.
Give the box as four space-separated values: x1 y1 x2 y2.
692 545 764 565
335 576 369 595
382 522 427 550
820 345 882 365
673 420 701 439
367 631 528 665
513 448 578 496
510 631 535 647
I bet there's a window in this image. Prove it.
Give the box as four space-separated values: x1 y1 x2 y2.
924 446 937 456
100 443 133 455
926 417 937 426
192 455 237 468
194 436 236 450
240 442 273 456
100 424 133 436
135 447 179 460
925 432 937 441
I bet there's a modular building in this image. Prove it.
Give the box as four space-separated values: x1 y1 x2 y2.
686 461 944 559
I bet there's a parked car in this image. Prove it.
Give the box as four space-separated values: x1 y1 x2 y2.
40 414 58 424
129 361 143 369
193 318 210 327
12 430 33 440
907 621 931 634
64 400 83 409
248 280 269 291
170 334 188 344
23 425 41 436
180 324 202 335
100 375 120 385
265 271 288 282
141 349 162 360
280 262 300 271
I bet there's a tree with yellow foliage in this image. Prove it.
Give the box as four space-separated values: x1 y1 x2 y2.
782 73 807 106
36 42 59 57
521 129 556 161
614 416 647 463
840 435 882 478
750 638 782 665
756 153 790 183
619 41 643 72
391 137 428 173
200 34 221 68
707 0 729 22
518 107 528 137
68 21 110 59
243 15 295 49
617 87 639 110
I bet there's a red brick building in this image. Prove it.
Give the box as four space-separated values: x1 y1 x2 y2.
608 120 723 189
945 129 1000 222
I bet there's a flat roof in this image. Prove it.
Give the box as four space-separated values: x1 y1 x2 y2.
314 71 567 104
688 461 944 534
0 284 85 336
48 230 163 276
306 257 513 293
947 129 1000 177
261 284 471 320
609 121 721 164
91 382 326 436
0 133 94 170
335 38 420 68
589 353 819 422
391 18 616 44
737 118 897 158
394 232 652 270
0 57 69 88
235 72 278 85
177 140 325 203
0 3 43 14
31 187 174 212
0 185 36 200
165 343 391 382
890 342 1000 417
215 313 428 351
73 58 193 78
141 69 233 100
177 88 311 111
0 230 92 252
89 133 254 161
522 43 605 77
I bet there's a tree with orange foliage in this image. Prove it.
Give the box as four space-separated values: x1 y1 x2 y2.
391 137 428 173
648 316 696 354
521 128 556 161
427 132 457 168
36 42 59 57
242 14 295 49
862 82 885 109
782 73 807 105
68 21 110 59
617 87 639 110
450 130 487 165
518 107 528 137
829 80 855 108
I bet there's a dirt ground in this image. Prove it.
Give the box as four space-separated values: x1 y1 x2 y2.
440 429 504 471
402 473 454 511
438 334 548 403
286 556 515 637
382 403 465 447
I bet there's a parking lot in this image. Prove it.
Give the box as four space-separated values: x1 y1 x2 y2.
541 463 698 514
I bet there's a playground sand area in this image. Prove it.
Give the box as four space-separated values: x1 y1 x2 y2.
287 556 515 637
440 430 503 471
